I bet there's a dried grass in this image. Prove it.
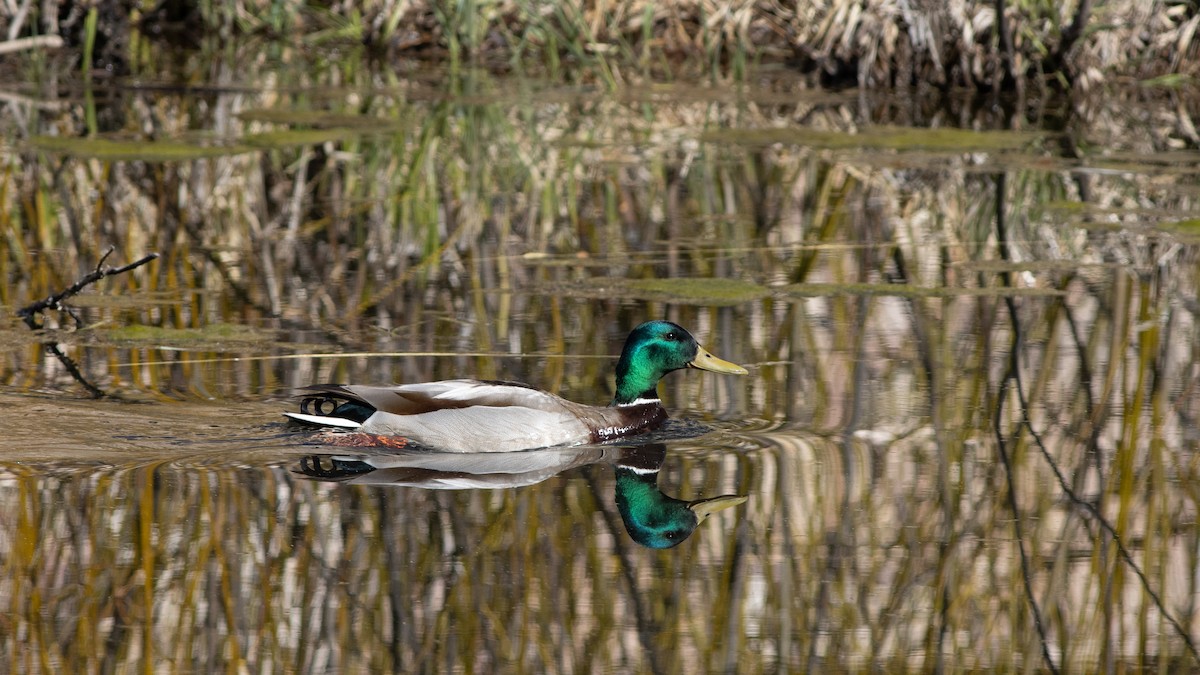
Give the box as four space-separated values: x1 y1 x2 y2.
2 0 1198 88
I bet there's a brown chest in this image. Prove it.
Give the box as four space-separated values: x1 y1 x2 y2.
589 403 669 443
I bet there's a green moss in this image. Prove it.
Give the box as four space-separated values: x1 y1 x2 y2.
30 136 251 161
242 128 363 148
1042 200 1089 212
1159 218 1200 241
623 277 772 305
237 109 404 130
101 323 275 347
953 260 1118 273
1141 74 1192 89
557 277 770 305
784 283 1065 298
701 126 1044 152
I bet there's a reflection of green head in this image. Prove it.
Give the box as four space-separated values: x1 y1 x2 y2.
612 321 748 405
615 445 747 550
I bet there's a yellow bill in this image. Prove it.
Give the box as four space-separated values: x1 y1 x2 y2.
689 345 749 375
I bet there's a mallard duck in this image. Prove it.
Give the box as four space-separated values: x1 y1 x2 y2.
293 443 747 549
284 320 747 453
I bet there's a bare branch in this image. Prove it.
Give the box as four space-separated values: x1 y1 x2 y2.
17 248 159 330
16 248 159 398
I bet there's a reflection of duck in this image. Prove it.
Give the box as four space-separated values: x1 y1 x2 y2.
613 444 746 549
296 446 621 490
284 321 747 453
294 443 746 549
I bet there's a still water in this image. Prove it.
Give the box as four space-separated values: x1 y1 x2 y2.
2 56 1200 672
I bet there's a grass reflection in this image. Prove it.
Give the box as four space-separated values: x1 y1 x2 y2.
2 63 1200 671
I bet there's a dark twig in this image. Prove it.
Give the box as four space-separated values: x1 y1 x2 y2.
43 343 106 398
16 247 159 398
1046 0 1093 83
994 338 1057 673
993 174 1200 667
17 247 159 329
994 0 1017 90
992 173 1058 674
1010 305 1200 666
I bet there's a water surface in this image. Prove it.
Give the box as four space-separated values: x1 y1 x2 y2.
2 57 1199 672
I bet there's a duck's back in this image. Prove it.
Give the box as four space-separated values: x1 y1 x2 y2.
350 379 574 414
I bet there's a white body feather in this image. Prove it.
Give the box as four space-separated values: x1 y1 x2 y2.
287 379 611 453
361 405 592 451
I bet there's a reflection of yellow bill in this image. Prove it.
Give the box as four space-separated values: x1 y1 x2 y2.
690 495 749 522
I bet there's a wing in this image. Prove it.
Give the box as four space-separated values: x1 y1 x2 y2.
346 379 579 416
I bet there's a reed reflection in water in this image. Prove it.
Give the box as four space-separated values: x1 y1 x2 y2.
1 63 1200 672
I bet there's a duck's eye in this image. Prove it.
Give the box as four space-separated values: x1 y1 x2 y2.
665 332 678 341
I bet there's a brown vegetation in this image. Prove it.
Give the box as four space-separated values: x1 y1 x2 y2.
1 1 1197 90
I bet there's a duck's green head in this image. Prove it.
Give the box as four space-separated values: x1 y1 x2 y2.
615 445 748 549
613 320 747 405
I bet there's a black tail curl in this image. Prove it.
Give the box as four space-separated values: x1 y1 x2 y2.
296 386 376 423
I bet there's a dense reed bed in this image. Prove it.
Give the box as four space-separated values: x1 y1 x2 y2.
2 0 1198 89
